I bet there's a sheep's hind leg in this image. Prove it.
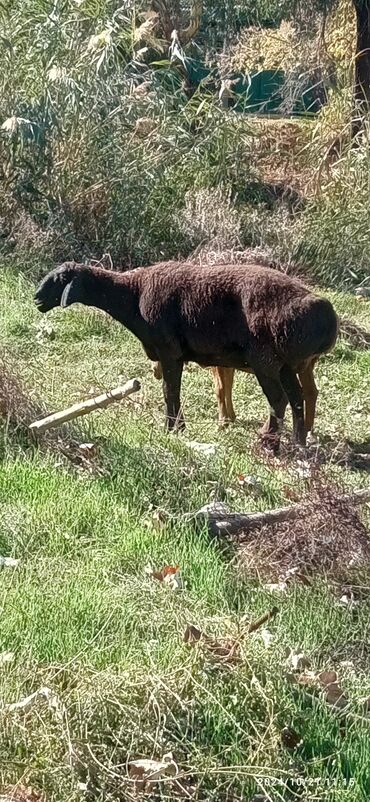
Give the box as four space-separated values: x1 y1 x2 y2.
152 361 163 380
224 368 236 423
212 367 236 426
298 359 318 436
254 371 287 453
280 364 306 445
160 358 185 432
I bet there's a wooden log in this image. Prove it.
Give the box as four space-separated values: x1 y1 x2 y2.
195 489 370 537
29 379 141 433
247 606 279 633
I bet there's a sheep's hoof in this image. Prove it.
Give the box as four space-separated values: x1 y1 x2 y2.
259 418 271 436
166 417 186 433
219 416 235 429
293 422 306 447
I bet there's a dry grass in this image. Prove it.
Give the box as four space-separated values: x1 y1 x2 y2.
338 317 370 350
248 118 313 190
190 243 277 267
0 351 43 429
237 484 370 582
231 19 328 76
0 351 100 472
0 786 43 802
180 187 242 251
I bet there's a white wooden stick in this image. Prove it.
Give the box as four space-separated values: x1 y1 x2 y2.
29 379 141 433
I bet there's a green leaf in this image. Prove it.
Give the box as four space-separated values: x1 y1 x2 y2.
150 59 172 68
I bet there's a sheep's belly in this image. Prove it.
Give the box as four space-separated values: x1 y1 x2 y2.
184 349 252 370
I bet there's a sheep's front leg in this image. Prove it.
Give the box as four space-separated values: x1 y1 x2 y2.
280 364 306 445
255 371 288 453
160 358 185 432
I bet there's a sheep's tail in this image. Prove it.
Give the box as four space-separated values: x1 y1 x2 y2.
278 297 338 364
309 297 339 355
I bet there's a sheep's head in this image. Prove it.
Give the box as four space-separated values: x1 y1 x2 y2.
34 262 87 313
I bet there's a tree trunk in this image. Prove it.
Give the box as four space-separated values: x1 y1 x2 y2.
352 0 370 137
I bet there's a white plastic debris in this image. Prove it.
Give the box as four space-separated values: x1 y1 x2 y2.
5 686 62 718
0 556 19 568
187 441 217 456
0 652 14 667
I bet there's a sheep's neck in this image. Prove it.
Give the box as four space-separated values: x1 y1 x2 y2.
87 269 142 336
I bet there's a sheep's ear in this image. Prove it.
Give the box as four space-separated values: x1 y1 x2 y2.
60 275 82 308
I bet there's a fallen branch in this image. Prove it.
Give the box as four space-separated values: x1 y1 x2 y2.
29 379 141 433
194 489 370 537
247 606 279 633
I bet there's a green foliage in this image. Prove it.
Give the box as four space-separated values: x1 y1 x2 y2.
295 147 370 285
203 0 294 35
1 0 369 288
0 0 257 264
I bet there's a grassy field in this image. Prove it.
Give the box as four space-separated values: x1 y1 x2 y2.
0 263 369 802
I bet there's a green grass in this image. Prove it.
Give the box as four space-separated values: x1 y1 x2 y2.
0 264 369 801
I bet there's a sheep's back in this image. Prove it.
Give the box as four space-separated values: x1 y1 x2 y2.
135 262 337 363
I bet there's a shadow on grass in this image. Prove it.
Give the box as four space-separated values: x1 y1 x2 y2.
97 433 223 517
308 434 370 474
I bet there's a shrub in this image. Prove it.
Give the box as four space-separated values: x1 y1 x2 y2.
0 0 369 290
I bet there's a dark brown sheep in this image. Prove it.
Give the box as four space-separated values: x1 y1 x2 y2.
34 261 338 449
